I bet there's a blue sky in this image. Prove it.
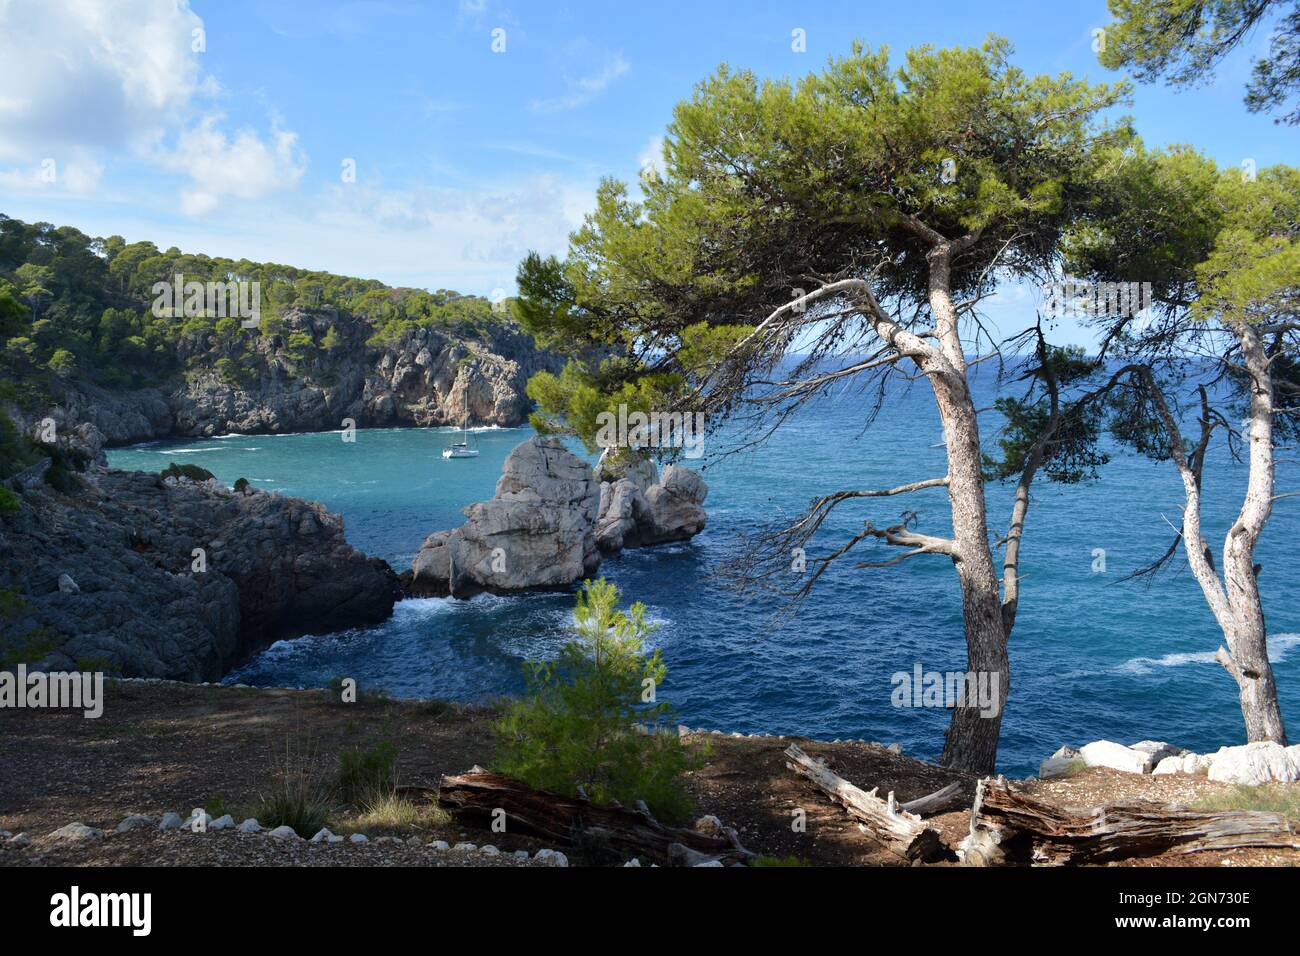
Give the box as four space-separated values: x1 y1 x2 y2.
0 0 1293 348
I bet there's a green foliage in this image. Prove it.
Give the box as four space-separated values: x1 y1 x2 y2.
0 586 60 670
233 477 250 494
515 37 1131 442
984 347 1112 483
337 741 398 804
493 578 694 823
0 409 41 479
0 214 515 408
160 462 215 482
0 485 19 515
42 444 88 494
1098 0 1300 124
750 854 813 867
251 782 331 839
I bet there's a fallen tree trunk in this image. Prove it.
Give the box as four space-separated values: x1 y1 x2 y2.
960 777 1300 866
437 769 753 865
783 744 951 862
901 782 966 817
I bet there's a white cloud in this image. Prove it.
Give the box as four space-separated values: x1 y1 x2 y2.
0 156 104 196
0 0 305 215
531 55 630 113
638 135 665 178
0 0 205 160
155 116 307 216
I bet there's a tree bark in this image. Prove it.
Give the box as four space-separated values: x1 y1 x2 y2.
783 744 953 861
437 769 753 865
928 249 1011 774
1139 337 1287 745
960 776 1299 865
1219 322 1287 743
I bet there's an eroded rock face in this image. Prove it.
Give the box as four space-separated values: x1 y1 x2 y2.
409 438 601 597
407 439 708 597
15 308 563 445
1206 741 1300 785
0 468 399 680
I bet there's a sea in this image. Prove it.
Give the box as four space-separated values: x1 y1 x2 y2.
107 365 1300 776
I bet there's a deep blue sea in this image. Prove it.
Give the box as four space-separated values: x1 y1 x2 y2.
107 366 1300 776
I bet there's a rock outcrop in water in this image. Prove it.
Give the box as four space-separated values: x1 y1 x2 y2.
10 308 562 446
406 437 708 597
0 466 399 680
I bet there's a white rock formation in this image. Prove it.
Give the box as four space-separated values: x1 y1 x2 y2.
409 438 707 596
1079 740 1155 774
1206 741 1300 785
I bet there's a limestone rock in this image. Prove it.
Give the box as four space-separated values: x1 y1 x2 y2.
409 438 601 596
267 825 300 839
116 815 156 833
47 822 105 841
159 812 184 830
1153 753 1212 775
2 468 399 680
238 818 262 833
1039 746 1085 779
1079 740 1154 774
408 438 708 597
1207 741 1300 785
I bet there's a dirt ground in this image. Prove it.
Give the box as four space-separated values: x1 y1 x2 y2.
1 680 1297 867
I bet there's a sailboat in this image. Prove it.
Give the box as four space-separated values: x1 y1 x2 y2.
441 391 479 459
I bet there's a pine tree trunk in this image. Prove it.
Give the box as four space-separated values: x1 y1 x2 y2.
1219 323 1287 744
926 252 1010 775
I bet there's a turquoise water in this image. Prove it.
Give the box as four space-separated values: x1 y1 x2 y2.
108 372 1300 775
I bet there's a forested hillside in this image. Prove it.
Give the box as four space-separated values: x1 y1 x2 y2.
0 215 559 453
0 214 509 402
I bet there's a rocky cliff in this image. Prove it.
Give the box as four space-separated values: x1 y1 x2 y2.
13 308 562 447
406 437 707 597
0 465 399 680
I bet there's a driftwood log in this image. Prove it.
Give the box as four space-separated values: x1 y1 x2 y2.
901 781 966 817
783 744 952 862
437 769 753 865
960 776 1300 865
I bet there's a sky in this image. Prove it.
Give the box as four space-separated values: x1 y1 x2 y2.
0 0 1294 348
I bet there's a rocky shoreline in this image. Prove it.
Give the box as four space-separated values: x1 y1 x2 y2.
6 308 564 448
407 437 708 597
1 463 399 681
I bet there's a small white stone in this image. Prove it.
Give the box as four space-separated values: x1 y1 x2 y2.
693 859 724 867
1080 740 1154 774
309 828 335 843
534 848 569 867
479 844 500 856
116 815 156 833
453 841 477 852
430 840 450 850
48 822 105 841
267 825 300 839
237 818 261 833
327 835 344 843
349 833 368 843
624 858 642 867
159 812 184 830
513 849 529 860
209 814 234 830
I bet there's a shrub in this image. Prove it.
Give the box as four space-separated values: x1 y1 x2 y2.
233 477 250 494
338 741 397 803
252 736 332 838
0 485 20 515
493 578 694 822
160 461 215 482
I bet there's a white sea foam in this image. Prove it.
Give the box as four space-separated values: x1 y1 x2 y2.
1113 633 1300 676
